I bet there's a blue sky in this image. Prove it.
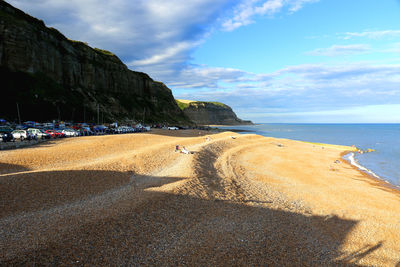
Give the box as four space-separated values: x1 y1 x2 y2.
7 0 400 122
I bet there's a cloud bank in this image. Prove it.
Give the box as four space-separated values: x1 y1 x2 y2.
173 62 400 122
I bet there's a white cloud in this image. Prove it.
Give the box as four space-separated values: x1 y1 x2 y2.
222 0 319 31
307 44 371 57
129 41 200 67
342 30 400 40
168 66 248 89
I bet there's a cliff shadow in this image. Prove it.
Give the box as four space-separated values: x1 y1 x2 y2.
0 169 387 266
0 162 30 175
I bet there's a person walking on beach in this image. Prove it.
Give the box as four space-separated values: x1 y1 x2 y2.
181 146 190 154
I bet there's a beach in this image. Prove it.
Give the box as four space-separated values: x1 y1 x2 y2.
0 129 399 265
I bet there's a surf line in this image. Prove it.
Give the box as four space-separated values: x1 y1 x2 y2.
343 152 399 189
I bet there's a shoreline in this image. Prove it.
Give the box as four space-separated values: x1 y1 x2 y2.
341 151 400 195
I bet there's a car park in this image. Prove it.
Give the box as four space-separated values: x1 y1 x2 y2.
0 120 152 145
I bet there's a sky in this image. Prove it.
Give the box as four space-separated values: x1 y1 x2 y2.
6 0 400 123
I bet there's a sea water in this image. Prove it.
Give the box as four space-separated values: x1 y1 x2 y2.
219 124 400 187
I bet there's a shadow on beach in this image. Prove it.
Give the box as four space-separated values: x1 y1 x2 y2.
0 166 385 266
0 162 31 175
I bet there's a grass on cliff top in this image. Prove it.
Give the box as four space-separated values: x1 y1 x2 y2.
94 48 115 56
176 99 229 110
176 99 190 110
302 141 358 151
67 39 115 56
207 101 229 108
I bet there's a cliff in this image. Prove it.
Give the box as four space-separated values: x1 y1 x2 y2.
0 1 189 123
176 100 252 125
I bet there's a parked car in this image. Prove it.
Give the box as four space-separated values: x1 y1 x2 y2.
43 122 54 128
62 129 79 137
168 126 179 130
93 125 108 135
116 126 134 134
79 127 94 136
44 129 64 138
24 121 36 127
0 126 14 142
27 128 51 139
39 130 51 139
15 124 28 130
11 130 28 140
55 130 66 138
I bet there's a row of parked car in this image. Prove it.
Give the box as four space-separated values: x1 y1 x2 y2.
0 122 151 143
0 127 78 142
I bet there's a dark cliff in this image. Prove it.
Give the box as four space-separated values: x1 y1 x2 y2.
0 1 189 123
176 100 252 125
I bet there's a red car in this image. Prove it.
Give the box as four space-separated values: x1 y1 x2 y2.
45 130 65 138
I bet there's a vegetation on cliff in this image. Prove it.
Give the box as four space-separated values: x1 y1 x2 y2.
176 99 229 110
176 99 252 125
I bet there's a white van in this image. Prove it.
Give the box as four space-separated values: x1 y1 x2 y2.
27 128 49 139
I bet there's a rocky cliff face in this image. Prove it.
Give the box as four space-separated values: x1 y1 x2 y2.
0 1 188 123
176 100 252 125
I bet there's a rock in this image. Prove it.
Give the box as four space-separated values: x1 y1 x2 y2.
0 1 188 123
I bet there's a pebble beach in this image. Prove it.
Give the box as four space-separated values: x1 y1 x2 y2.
0 129 399 265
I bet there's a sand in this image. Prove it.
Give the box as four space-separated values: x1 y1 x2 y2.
0 129 399 265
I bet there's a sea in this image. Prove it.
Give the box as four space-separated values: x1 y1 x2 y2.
218 123 400 188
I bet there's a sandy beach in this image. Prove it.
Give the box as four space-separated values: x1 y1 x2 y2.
0 129 399 265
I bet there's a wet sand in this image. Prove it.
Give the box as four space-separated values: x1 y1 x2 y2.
0 129 399 265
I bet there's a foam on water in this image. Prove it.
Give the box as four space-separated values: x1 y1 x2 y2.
344 152 381 179
343 152 400 189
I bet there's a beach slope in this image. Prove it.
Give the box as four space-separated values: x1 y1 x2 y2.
0 130 399 265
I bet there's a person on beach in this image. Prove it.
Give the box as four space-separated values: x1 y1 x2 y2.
181 146 190 154
175 145 180 152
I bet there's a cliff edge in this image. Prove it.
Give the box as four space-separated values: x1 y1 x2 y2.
176 99 252 125
0 1 188 123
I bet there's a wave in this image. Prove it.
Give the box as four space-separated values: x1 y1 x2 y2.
343 153 399 189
